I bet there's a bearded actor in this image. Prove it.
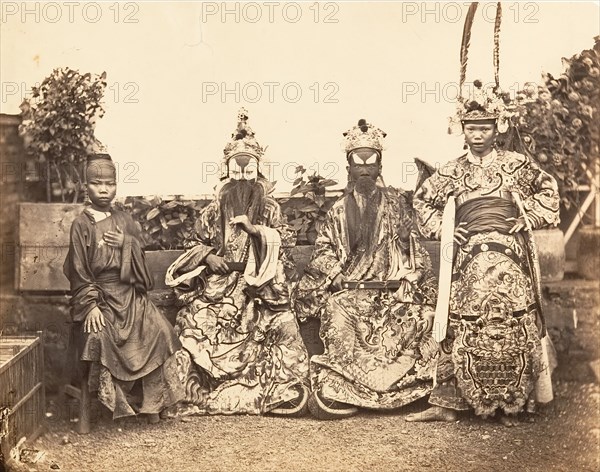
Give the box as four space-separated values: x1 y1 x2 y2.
165 109 309 416
293 119 439 419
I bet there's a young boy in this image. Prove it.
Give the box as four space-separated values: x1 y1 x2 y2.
63 154 183 431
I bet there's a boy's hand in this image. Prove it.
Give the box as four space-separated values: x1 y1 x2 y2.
84 307 106 333
103 226 125 248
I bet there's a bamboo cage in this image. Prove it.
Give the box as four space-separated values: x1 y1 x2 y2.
0 333 45 457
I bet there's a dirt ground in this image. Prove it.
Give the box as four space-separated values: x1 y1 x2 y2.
5 378 599 472
6 281 599 472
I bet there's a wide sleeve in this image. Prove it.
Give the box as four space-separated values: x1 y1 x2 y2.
246 198 287 275
291 209 344 320
413 170 455 240
262 196 300 284
165 201 221 294
263 197 297 247
515 156 560 229
118 212 153 292
245 225 281 287
305 210 344 284
63 218 101 322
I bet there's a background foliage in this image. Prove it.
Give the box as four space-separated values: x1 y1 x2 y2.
115 167 340 250
509 37 600 209
19 67 107 203
114 197 207 250
279 166 338 245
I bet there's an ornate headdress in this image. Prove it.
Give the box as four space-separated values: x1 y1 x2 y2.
448 79 512 133
221 108 265 179
342 119 387 155
448 3 512 134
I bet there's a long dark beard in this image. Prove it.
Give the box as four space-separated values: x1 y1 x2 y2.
353 176 378 197
219 179 265 223
345 177 381 253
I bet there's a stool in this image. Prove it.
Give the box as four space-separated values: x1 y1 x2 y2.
62 375 91 434
60 322 92 434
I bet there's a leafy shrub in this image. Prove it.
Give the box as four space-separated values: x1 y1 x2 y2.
280 166 338 245
19 67 107 202
116 170 341 250
115 196 208 250
510 37 599 209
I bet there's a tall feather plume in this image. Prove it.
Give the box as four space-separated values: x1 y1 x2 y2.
493 2 502 89
459 2 479 100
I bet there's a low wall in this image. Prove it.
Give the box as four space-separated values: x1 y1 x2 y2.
2 248 596 393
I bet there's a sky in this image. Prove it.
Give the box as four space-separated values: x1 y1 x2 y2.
2 1 599 197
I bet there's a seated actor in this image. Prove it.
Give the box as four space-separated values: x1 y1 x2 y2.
63 154 183 432
293 119 439 419
165 109 310 416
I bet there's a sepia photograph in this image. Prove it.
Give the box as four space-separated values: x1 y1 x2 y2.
1 1 599 471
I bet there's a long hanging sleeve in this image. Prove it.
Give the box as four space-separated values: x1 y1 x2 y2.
432 196 456 342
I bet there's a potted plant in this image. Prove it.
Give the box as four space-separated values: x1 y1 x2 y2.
279 166 339 279
10 67 106 393
19 67 107 203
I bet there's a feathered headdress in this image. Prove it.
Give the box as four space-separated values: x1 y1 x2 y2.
448 3 513 134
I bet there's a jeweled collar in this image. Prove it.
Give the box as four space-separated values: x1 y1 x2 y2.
466 148 498 167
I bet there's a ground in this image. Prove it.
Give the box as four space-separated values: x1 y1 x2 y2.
6 378 599 472
5 281 599 472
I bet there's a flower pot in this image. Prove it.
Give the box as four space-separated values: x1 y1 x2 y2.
576 226 600 280
533 228 565 282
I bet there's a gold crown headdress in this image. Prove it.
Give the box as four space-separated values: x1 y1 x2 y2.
221 108 266 179
342 119 387 155
448 3 512 134
223 108 265 159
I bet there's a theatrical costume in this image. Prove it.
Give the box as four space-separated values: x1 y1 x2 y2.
165 109 309 416
411 23 562 415
293 120 439 418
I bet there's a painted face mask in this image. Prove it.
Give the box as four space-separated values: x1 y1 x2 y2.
348 147 381 184
228 154 259 181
